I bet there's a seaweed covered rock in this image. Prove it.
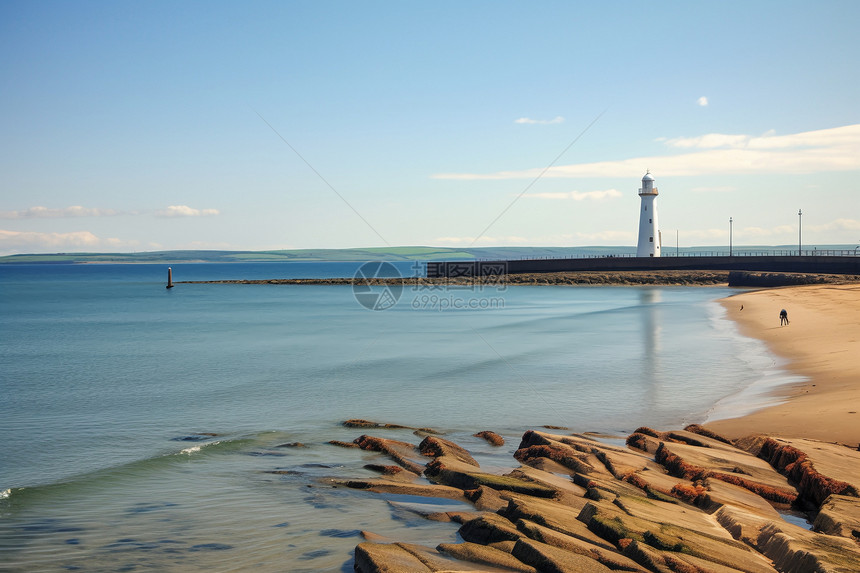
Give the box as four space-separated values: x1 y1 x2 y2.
419 435 480 467
437 541 537 572
354 541 492 572
424 459 557 497
756 437 860 508
353 434 425 474
473 430 505 446
654 441 798 506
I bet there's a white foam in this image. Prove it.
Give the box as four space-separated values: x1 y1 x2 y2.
179 439 223 455
1 488 10 499
704 370 806 422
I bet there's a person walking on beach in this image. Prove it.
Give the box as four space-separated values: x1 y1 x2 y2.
780 309 789 326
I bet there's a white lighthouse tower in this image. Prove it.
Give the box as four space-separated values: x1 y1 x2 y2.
636 171 661 257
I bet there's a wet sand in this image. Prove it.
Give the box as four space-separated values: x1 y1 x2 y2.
708 284 860 448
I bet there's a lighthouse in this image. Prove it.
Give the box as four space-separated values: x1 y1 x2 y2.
636 171 661 257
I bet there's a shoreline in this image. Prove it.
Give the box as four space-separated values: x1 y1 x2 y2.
706 284 860 448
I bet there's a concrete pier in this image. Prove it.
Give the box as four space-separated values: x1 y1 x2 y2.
426 255 860 278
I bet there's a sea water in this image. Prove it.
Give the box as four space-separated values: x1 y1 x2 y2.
0 262 799 571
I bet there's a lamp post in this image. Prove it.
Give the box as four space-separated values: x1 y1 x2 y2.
729 217 733 257
798 209 803 255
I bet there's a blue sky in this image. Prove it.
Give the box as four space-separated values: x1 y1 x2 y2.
2 1 859 254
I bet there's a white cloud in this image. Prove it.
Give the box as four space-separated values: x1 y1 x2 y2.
514 116 565 125
155 205 220 218
0 229 137 255
433 124 860 179
665 124 860 151
0 229 167 255
664 133 750 149
807 218 860 233
0 206 121 219
0 205 221 219
697 96 709 107
525 189 622 201
0 229 100 248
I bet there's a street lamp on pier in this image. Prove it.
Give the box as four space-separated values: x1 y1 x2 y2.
729 217 733 257
798 209 803 255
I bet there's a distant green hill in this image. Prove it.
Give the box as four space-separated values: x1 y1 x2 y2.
0 247 479 264
0 246 635 264
1 244 854 264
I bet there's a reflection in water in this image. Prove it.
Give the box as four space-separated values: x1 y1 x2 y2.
640 288 662 412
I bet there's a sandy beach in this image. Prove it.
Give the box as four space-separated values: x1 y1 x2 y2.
708 283 860 448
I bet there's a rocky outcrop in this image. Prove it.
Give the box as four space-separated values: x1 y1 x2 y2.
626 429 800 508
755 521 860 573
425 458 558 497
321 426 860 572
419 435 480 467
653 442 798 506
756 438 860 508
322 477 467 500
343 418 441 434
353 434 426 474
354 541 493 572
814 495 860 540
344 419 410 429
684 423 736 445
474 430 505 446
437 541 538 572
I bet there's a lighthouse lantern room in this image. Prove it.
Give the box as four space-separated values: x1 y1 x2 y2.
636 171 661 257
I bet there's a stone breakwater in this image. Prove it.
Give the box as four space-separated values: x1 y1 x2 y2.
318 421 860 572
178 270 860 287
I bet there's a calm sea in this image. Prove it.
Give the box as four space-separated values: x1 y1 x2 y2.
0 262 800 571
